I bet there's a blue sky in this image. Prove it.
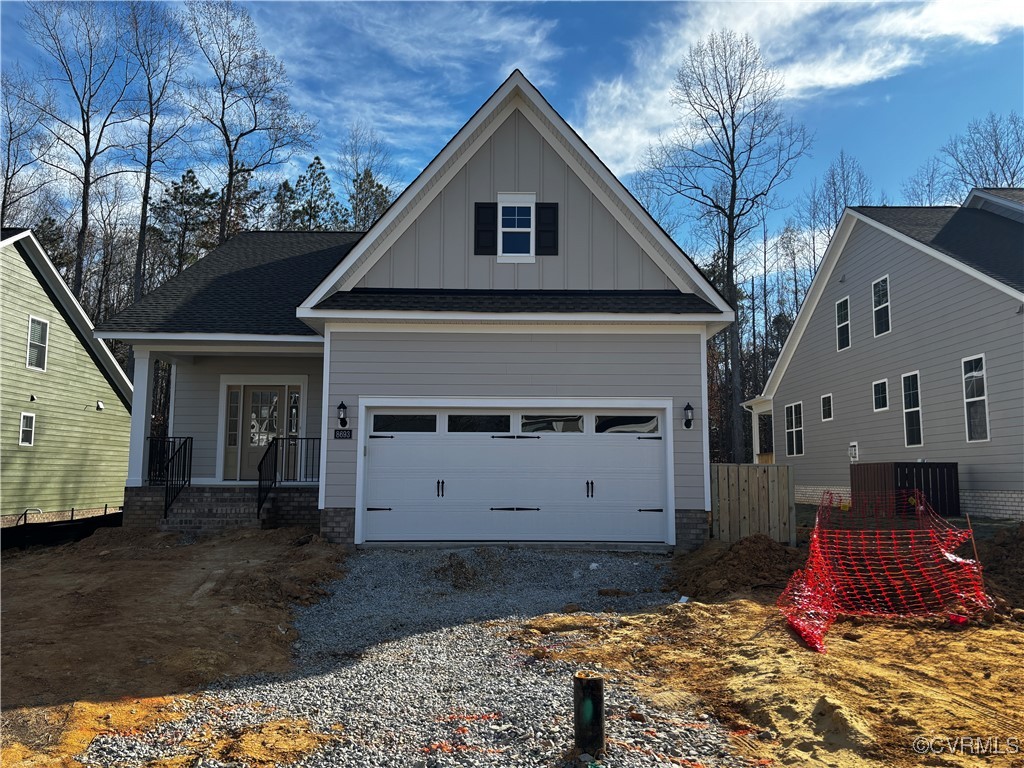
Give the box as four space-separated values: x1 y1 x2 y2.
3 1 1022 224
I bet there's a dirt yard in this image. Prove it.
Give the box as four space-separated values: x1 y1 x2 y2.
518 528 1024 768
1 527 344 767
2 523 1022 767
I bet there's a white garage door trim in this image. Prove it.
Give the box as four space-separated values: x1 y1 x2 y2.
353 396 675 544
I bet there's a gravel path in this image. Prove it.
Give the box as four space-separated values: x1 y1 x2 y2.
83 548 752 767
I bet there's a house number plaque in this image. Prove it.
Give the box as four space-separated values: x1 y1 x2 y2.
334 429 353 440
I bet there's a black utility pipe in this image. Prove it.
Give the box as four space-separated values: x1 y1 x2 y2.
573 670 605 756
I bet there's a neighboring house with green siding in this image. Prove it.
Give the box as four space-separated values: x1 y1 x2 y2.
1 228 132 519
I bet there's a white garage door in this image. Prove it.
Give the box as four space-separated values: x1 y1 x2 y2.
362 407 670 542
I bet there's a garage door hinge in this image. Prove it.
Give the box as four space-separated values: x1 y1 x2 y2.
367 507 393 511
638 508 664 512
369 434 395 439
637 436 662 440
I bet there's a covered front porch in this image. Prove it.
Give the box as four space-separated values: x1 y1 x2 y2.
123 341 325 527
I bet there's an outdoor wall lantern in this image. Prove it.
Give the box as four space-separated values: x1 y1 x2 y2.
337 401 348 428
96 401 104 411
683 402 694 430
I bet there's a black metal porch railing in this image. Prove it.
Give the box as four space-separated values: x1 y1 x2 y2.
148 437 191 484
257 437 320 515
163 437 193 517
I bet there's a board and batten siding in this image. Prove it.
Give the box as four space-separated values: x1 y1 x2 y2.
0 243 131 516
356 109 676 292
171 355 323 480
773 219 1024 499
324 331 705 510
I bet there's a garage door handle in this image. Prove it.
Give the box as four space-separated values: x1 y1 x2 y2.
441 480 445 497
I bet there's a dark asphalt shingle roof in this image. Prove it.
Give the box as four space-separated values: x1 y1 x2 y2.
852 205 1024 293
97 231 365 335
976 188 1024 204
315 288 721 314
1 227 28 240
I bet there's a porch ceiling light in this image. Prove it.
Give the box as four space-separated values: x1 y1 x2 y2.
683 402 694 430
337 401 348 428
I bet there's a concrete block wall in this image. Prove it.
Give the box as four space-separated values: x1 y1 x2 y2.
674 508 709 552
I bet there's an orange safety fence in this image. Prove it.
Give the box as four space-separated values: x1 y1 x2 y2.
779 490 992 652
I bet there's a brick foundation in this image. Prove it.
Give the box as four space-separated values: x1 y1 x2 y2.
796 484 1023 521
674 508 710 552
263 486 320 529
123 486 165 528
321 507 355 545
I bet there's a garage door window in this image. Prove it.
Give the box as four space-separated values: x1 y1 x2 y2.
595 415 659 433
448 414 511 433
522 414 583 433
373 414 437 432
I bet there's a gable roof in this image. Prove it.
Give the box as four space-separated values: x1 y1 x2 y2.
96 231 364 338
1 229 133 409
972 187 1024 205
851 205 1024 293
299 70 733 319
750 201 1024 407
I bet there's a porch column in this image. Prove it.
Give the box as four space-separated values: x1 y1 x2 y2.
751 409 761 464
126 349 154 487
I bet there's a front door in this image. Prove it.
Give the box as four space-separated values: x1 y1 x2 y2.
239 386 285 480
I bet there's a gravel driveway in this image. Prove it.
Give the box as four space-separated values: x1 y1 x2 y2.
84 548 751 767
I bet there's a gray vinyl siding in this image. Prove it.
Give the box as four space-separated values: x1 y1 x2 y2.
356 109 676 292
171 355 323 480
324 331 705 510
1 243 130 516
774 219 1024 496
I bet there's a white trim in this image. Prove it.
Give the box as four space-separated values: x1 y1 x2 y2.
19 412 35 446
94 332 323 343
700 327 710 511
1 229 132 404
26 315 49 371
784 401 804 457
846 209 1024 301
835 296 851 352
872 379 889 412
323 320 729 336
300 72 731 314
964 187 1024 215
961 353 991 443
753 206 1024 410
319 328 332 510
820 393 833 422
497 192 536 263
901 370 923 448
300 308 733 327
215 374 309 482
871 274 891 338
352 396 675 546
126 350 153 487
168 364 177 435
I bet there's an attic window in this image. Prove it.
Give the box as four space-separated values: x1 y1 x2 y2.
498 193 535 263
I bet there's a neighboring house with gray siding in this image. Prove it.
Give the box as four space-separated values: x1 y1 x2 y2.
1 229 132 520
745 188 1024 520
96 71 734 548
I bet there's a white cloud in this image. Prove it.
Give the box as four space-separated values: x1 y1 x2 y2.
578 1 1023 176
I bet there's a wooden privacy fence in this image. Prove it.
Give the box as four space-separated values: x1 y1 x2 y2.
711 464 796 546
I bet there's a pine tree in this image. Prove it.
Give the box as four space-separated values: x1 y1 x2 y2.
292 156 349 230
349 168 394 230
151 169 217 276
271 180 297 230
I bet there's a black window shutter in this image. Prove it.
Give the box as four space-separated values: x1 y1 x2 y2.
535 202 558 256
474 202 497 255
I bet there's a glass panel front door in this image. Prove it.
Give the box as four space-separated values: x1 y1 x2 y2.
239 386 285 480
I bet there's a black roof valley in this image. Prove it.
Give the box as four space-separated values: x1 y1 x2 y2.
852 205 1024 293
97 231 364 335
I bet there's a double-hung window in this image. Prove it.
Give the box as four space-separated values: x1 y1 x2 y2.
872 379 888 411
872 276 890 336
497 193 534 263
902 372 923 447
821 394 833 421
836 297 851 351
19 413 35 446
785 402 804 456
26 316 48 371
962 355 989 442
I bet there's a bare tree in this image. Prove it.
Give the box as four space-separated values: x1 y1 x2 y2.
21 0 139 298
627 167 683 237
125 0 193 303
819 149 873 239
1 68 57 228
940 111 1024 197
336 121 398 230
901 157 953 205
645 29 810 462
186 0 316 244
